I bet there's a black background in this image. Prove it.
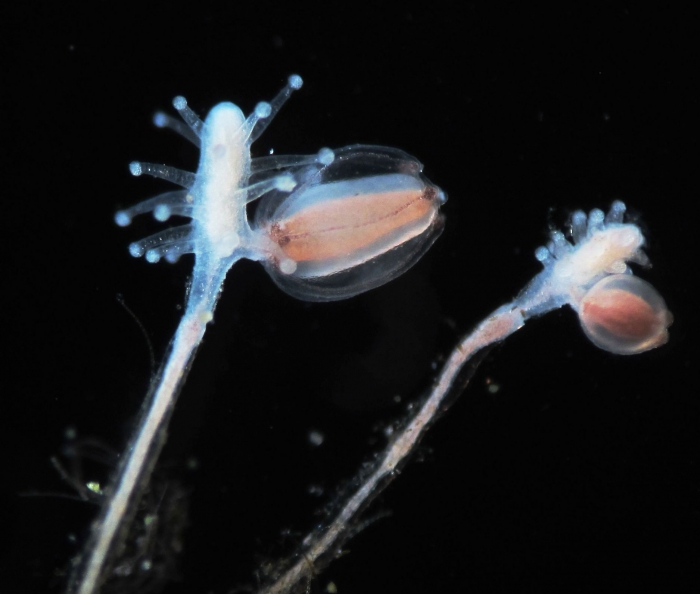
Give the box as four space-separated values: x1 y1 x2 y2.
4 4 697 593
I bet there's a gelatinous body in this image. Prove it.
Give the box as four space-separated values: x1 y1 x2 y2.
579 274 673 354
256 146 445 300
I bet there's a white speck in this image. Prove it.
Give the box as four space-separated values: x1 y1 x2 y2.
308 430 324 446
279 258 297 275
307 484 324 496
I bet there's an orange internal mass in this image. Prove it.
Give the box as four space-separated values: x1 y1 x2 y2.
581 288 658 339
272 189 433 262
